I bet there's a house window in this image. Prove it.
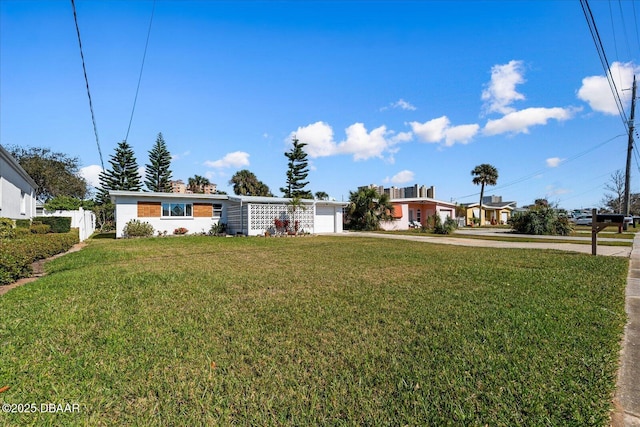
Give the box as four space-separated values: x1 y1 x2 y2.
213 203 223 217
417 209 421 223
20 191 26 215
162 203 192 217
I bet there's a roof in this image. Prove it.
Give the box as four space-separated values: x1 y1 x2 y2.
0 144 38 190
390 197 457 208
463 201 517 210
109 190 349 206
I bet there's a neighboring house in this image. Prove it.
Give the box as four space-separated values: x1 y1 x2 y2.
0 145 37 220
109 191 348 238
379 197 458 231
463 195 517 226
37 207 96 242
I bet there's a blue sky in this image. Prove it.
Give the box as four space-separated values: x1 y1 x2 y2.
1 1 639 209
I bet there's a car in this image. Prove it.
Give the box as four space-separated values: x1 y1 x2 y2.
575 215 592 226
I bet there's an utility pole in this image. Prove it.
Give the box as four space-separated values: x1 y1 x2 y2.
623 75 636 226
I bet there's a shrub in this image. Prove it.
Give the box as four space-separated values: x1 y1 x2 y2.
210 222 227 236
173 227 188 235
434 217 458 235
15 219 31 228
0 218 15 239
34 216 71 233
123 220 154 238
510 205 574 236
0 230 79 285
30 224 51 234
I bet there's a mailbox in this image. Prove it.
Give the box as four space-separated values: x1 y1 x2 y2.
595 214 624 224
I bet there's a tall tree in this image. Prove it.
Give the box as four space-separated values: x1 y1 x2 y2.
315 191 329 200
7 145 88 202
145 133 173 192
602 170 625 213
471 163 499 226
97 140 142 203
187 175 210 194
229 169 273 196
346 187 394 231
280 136 312 199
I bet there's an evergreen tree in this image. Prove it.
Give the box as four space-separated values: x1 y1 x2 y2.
145 133 173 192
280 136 312 199
96 140 142 203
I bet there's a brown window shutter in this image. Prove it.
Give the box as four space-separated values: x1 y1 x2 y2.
137 201 161 217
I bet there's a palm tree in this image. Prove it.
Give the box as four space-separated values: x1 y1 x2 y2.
187 175 210 194
347 187 394 231
287 195 307 234
314 191 329 200
471 164 499 226
229 169 273 196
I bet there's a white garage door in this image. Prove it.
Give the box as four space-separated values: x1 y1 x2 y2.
315 206 336 233
438 210 453 224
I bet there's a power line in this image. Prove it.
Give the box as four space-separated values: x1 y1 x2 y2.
70 0 104 170
124 0 157 143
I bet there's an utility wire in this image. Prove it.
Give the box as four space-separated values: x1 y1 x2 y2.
124 0 156 143
70 0 104 169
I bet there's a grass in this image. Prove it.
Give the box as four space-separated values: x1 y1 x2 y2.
0 235 629 426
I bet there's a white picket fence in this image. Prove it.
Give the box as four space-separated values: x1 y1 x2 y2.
39 208 96 242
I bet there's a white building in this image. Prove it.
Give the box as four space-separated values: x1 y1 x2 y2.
109 191 348 238
0 145 37 220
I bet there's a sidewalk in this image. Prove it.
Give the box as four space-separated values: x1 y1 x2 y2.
612 233 640 426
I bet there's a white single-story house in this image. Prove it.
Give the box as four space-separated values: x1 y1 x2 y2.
0 144 37 220
109 190 348 238
379 197 459 231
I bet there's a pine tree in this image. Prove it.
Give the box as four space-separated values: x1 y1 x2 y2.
145 133 173 192
96 140 142 203
280 136 312 199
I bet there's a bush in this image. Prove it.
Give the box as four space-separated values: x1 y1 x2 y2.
30 224 51 234
210 222 227 236
34 216 71 233
15 219 31 228
0 230 79 285
123 220 154 238
510 205 574 236
434 217 458 235
0 218 15 239
173 227 188 235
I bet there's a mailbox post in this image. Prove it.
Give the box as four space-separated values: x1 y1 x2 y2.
591 208 624 255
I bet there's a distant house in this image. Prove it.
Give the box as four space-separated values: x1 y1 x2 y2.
0 145 37 220
462 195 517 226
109 191 348 237
379 197 458 231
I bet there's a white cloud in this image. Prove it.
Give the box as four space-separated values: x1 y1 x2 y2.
482 60 526 115
577 61 640 115
381 99 417 111
171 150 190 161
409 116 479 146
483 107 577 136
79 164 103 188
546 157 563 167
290 121 408 161
204 151 250 168
390 170 414 184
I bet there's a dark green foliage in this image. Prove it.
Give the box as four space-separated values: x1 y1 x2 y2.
43 195 93 211
34 216 71 233
97 141 142 204
280 136 312 199
229 169 273 196
510 204 575 235
7 145 88 202
15 219 31 229
314 191 329 200
434 216 458 234
0 230 79 285
209 222 227 236
471 163 499 225
187 175 211 194
123 219 154 238
93 202 115 232
144 133 173 192
346 187 394 230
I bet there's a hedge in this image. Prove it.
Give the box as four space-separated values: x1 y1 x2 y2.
33 216 72 233
0 229 79 285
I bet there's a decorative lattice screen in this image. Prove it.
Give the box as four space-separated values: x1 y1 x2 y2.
249 203 314 233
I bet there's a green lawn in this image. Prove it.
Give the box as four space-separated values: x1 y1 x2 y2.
0 235 629 426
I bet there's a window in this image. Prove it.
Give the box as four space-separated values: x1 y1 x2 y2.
416 209 421 223
162 203 192 217
213 203 223 217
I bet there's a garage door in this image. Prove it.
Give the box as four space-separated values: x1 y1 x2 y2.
315 206 336 233
438 210 453 224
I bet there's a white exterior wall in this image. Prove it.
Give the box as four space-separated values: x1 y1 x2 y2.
380 204 409 231
0 153 37 220
40 208 96 241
